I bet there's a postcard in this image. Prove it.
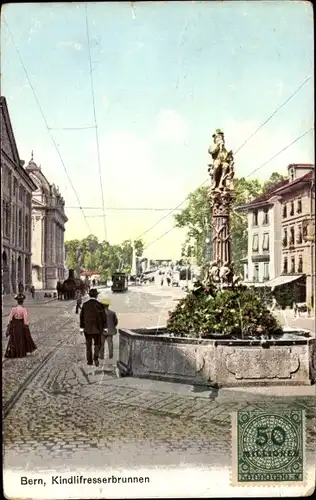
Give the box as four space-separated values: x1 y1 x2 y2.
2 1 315 498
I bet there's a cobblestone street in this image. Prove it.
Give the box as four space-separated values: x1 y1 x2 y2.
3 288 316 474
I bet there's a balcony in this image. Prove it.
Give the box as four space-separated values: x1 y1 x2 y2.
251 254 270 263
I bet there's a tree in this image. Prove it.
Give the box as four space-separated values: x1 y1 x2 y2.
174 174 283 274
64 236 145 279
134 239 144 257
262 172 286 194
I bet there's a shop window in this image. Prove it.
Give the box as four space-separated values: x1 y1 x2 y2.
253 264 259 281
263 262 269 280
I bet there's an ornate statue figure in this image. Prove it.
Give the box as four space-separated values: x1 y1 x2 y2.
208 129 234 192
208 260 220 284
207 128 236 289
219 261 233 288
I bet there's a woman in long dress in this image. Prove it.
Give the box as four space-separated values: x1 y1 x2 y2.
5 295 37 358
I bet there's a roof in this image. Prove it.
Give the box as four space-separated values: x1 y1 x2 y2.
238 171 314 211
273 171 313 195
237 179 289 210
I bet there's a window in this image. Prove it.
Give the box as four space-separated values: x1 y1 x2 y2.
252 210 258 226
8 171 11 191
263 262 269 279
253 264 259 281
13 178 18 196
262 208 269 225
25 215 29 248
296 225 303 244
12 206 16 245
290 168 295 182
297 198 302 214
5 202 10 236
283 257 288 274
282 228 288 247
298 255 303 273
252 234 259 253
290 256 295 274
290 201 294 216
289 227 295 246
19 186 24 202
283 204 287 218
302 221 308 241
262 233 270 252
18 209 22 247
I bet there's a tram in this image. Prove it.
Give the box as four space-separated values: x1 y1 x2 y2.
111 272 128 293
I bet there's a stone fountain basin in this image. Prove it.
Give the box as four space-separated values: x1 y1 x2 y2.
117 327 316 387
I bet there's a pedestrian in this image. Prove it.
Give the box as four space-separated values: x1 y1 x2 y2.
5 294 37 358
166 275 171 287
75 289 82 314
79 288 107 367
18 282 24 295
30 285 35 299
98 296 118 366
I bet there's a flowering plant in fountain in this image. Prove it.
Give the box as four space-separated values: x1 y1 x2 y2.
166 280 283 339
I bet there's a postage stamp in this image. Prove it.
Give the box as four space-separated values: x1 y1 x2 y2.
232 409 306 487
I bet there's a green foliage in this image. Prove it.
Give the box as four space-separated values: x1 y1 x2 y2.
65 236 144 278
174 173 286 273
167 282 283 339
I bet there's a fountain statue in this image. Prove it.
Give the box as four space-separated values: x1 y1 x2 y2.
207 129 237 289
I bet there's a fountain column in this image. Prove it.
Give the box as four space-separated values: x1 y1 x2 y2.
207 129 235 288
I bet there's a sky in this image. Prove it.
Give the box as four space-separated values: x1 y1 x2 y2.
1 1 314 260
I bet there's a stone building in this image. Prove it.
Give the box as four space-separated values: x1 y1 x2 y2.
1 96 37 294
25 154 68 289
238 163 315 306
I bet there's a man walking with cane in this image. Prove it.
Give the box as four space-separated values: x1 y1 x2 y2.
79 288 107 367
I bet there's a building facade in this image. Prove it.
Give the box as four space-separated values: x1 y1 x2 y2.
275 164 315 304
1 96 37 294
239 163 315 306
25 155 68 289
238 178 288 284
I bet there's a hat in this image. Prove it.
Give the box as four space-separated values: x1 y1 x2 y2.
99 296 110 306
89 288 99 298
15 294 25 301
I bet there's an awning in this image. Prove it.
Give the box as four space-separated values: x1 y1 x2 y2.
257 275 304 290
242 275 304 289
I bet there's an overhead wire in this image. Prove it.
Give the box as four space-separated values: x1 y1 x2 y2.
3 16 92 233
84 2 107 241
135 75 312 242
143 127 314 250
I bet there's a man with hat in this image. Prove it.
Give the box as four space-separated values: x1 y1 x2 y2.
98 295 118 366
79 288 107 367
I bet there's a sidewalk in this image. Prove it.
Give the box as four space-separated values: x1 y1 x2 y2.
2 293 57 317
274 309 315 334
